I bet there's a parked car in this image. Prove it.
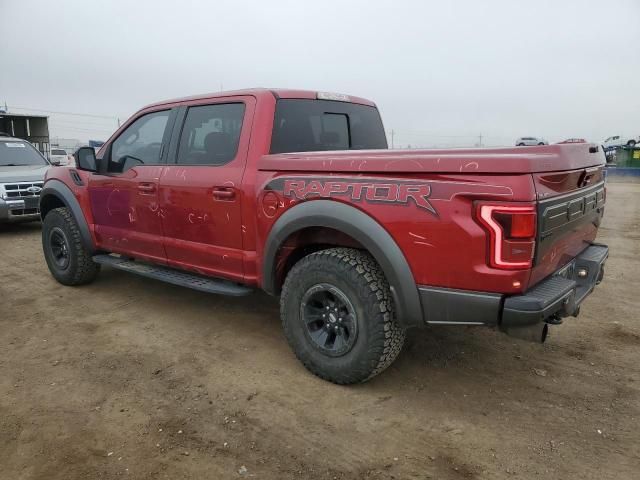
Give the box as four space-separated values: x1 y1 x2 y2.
557 138 587 144
516 137 548 146
39 88 608 384
49 148 71 166
601 135 639 149
1 136 50 223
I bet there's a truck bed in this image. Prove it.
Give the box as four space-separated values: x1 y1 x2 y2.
258 144 604 174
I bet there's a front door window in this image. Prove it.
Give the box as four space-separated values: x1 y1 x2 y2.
109 110 170 173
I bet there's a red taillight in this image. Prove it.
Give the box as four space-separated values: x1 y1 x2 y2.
477 203 537 269
491 211 536 239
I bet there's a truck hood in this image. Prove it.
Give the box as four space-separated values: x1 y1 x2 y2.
0 164 49 183
259 144 605 174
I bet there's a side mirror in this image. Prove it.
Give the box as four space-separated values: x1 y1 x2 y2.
74 147 97 172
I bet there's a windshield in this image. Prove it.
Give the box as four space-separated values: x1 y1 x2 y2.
270 99 387 154
0 140 49 166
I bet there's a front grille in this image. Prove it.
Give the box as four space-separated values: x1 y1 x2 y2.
3 182 44 198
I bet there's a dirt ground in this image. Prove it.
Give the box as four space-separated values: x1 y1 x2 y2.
1 181 639 480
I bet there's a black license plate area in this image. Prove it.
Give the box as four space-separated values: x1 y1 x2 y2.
556 261 576 280
24 197 40 209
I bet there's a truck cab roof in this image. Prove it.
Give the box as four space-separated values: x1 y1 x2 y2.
142 88 377 110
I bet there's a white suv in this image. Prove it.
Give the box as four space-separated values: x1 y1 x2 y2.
601 135 639 149
516 137 548 146
49 148 71 165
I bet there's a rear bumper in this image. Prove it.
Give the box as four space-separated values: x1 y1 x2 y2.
501 243 608 328
418 243 609 328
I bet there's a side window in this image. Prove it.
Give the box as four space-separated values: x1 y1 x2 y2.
177 103 245 166
109 110 170 172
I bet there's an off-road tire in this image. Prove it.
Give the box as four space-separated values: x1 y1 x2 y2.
42 207 100 285
280 248 405 384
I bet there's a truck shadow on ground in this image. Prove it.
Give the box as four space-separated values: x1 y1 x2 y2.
92 265 583 395
5 254 632 480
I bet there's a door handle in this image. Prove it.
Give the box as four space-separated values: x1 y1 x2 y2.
212 187 235 200
137 183 156 193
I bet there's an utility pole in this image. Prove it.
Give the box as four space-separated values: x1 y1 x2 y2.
117 117 121 127
391 129 395 149
478 133 483 147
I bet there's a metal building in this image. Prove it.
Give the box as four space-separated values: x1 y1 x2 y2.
0 112 50 157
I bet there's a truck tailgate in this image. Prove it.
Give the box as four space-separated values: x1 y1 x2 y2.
529 166 606 286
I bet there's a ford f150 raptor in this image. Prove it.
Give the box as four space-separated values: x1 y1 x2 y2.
39 89 608 384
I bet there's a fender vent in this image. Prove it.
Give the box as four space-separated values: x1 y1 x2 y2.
69 170 84 186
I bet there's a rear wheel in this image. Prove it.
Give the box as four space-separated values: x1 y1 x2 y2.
42 207 100 285
628 140 637 147
280 248 405 384
538 142 545 145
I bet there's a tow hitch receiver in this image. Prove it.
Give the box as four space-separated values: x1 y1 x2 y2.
500 244 608 342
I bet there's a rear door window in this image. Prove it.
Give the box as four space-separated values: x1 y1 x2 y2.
176 103 245 166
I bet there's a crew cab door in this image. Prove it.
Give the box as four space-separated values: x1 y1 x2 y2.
88 108 176 263
158 97 255 282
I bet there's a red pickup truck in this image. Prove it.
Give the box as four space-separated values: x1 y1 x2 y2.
39 89 608 384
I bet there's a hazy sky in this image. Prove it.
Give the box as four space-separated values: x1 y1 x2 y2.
1 0 639 147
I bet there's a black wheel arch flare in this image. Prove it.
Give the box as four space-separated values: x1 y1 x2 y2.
262 200 423 329
40 179 95 254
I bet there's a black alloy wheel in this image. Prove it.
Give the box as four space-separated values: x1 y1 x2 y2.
42 207 100 285
48 226 71 270
300 283 358 357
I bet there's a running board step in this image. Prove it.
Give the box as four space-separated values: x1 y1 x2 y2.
92 254 253 297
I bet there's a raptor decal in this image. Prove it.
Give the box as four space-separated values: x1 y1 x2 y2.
266 177 437 216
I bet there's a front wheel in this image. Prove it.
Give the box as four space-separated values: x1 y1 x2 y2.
42 207 100 285
280 248 405 384
628 140 637 147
